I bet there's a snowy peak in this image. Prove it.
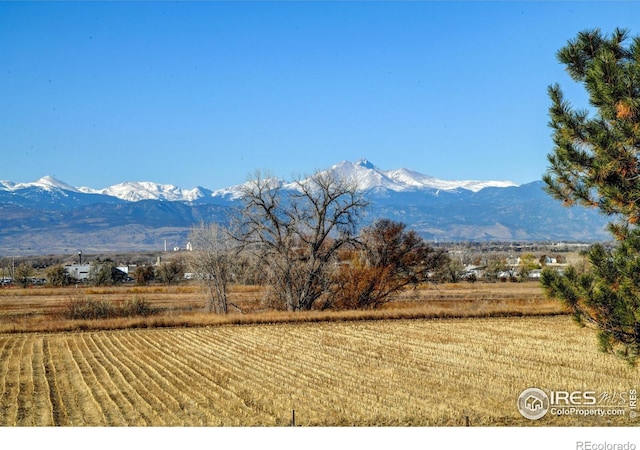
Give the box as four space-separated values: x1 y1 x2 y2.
213 177 285 201
325 160 518 193
385 168 517 192
34 176 79 192
355 158 376 170
80 181 207 202
327 160 399 191
0 175 80 193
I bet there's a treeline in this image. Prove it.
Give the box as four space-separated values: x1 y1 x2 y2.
1 170 559 313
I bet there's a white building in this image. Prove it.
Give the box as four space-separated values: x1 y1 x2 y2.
64 264 92 281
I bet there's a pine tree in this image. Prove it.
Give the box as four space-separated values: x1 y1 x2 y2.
542 28 640 366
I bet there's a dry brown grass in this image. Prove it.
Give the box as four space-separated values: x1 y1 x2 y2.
0 282 564 333
0 315 637 426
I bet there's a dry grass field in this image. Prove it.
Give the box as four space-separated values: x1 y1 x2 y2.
0 315 638 426
0 281 561 333
0 282 637 427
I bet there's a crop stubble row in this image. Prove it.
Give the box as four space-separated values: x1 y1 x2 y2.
0 316 637 426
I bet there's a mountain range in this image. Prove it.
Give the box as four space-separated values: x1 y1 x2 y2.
0 159 611 255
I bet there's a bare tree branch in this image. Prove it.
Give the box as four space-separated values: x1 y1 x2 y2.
236 169 369 311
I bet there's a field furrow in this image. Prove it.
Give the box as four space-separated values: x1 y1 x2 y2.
56 335 109 426
285 326 441 420
138 329 286 425
113 331 201 424
128 331 217 425
171 330 286 425
181 328 333 424
98 332 179 426
29 337 54 426
0 316 638 426
0 337 18 423
82 334 153 425
109 331 198 425
65 335 124 425
161 331 271 422
1 336 25 425
42 336 69 426
15 335 35 425
190 326 424 424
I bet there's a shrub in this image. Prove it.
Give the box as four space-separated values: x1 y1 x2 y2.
123 297 159 317
46 264 71 287
64 295 159 320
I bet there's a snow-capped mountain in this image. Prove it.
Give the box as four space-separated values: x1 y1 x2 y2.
78 181 211 203
0 159 611 254
324 159 518 192
211 159 519 201
0 175 81 194
0 159 518 203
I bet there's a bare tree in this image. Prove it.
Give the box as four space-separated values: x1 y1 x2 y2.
89 261 115 286
89 261 128 286
156 258 185 286
237 169 369 311
14 263 34 288
46 264 71 287
188 222 236 314
132 265 155 286
483 256 508 283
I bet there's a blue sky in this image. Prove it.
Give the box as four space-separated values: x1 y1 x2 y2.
2 1 640 190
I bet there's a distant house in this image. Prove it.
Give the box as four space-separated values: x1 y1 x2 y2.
506 257 520 266
498 269 518 280
64 263 92 281
64 263 130 283
462 265 485 279
527 269 543 280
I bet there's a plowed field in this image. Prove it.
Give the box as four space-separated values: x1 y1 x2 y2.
0 316 637 426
